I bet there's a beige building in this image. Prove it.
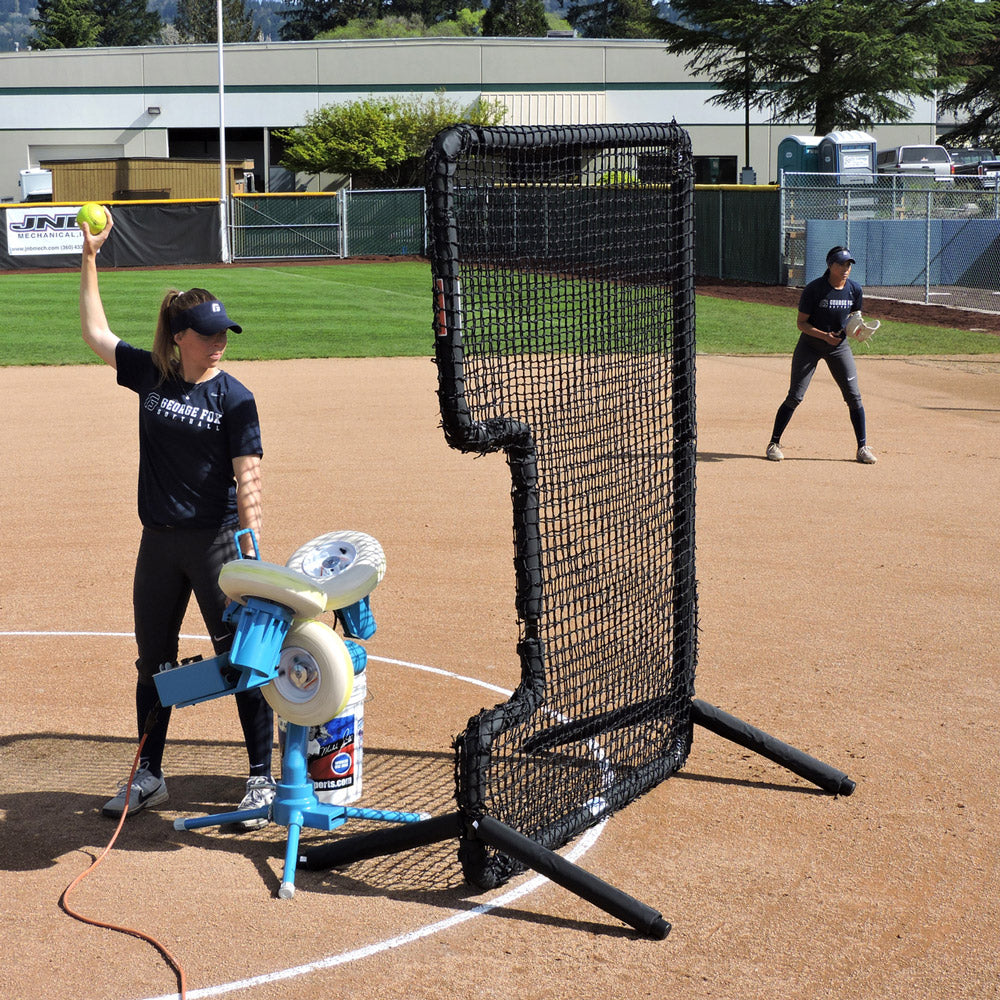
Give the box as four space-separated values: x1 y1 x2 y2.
0 37 937 203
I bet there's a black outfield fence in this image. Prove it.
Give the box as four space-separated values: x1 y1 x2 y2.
4 186 787 285
0 190 426 270
695 185 783 284
0 200 221 270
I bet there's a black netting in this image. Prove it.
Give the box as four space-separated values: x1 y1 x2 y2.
426 124 698 889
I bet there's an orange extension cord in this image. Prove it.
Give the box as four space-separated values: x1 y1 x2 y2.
59 733 188 999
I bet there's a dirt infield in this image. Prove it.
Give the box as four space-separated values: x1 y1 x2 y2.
2 348 999 1000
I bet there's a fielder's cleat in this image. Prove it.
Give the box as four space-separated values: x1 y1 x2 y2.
234 775 276 830
766 442 783 462
102 766 168 818
856 445 878 464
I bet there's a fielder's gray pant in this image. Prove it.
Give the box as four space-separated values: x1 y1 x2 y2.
783 333 863 412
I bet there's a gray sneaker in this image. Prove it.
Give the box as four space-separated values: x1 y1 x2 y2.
235 776 276 830
766 442 783 462
856 445 878 464
102 765 168 818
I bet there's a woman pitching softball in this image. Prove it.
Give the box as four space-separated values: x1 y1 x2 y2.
79 207 277 826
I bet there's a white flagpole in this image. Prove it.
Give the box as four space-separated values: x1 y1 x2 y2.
217 0 231 263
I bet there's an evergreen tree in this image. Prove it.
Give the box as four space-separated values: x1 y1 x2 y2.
565 0 656 38
223 0 254 41
654 0 991 137
251 0 288 39
95 0 162 45
939 5 1000 153
30 0 101 47
280 0 370 40
482 0 547 37
175 0 253 42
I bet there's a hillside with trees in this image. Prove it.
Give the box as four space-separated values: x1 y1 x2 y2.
4 0 571 49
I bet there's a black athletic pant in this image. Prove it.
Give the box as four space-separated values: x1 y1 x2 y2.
771 333 867 447
132 525 274 780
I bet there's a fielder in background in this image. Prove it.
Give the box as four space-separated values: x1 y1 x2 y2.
766 246 878 465
79 207 277 826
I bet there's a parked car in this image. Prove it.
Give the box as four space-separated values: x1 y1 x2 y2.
946 147 995 170
876 144 954 181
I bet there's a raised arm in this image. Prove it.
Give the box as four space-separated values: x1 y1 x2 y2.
79 208 120 368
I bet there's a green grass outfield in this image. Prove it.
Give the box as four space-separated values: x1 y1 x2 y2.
4 261 998 366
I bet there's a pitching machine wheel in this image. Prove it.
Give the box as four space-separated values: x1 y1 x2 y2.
263 619 354 726
285 531 386 611
219 560 328 619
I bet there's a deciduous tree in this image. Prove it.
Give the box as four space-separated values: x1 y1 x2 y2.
280 0 376 40
275 92 507 186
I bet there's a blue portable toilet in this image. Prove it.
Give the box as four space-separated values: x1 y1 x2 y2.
819 130 876 181
777 135 822 177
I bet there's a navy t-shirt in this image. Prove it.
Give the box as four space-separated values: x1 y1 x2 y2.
797 275 863 337
116 342 263 529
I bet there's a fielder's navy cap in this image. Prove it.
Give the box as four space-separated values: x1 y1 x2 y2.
170 299 243 336
826 247 856 266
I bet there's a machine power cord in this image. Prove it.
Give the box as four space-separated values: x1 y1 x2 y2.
59 726 188 1000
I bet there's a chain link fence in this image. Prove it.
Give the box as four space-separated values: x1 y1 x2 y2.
342 188 425 257
231 193 343 258
781 172 1000 313
230 189 426 260
230 179 1000 319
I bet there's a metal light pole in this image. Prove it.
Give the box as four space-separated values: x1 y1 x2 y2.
217 0 231 263
740 42 757 185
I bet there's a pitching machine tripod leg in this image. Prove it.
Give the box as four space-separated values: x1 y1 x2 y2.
173 806 270 832
301 811 463 870
280 817 305 899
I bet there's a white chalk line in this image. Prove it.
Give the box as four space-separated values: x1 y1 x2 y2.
3 629 607 1000
145 827 605 1000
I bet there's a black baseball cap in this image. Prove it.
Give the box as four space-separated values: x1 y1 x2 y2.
170 299 243 336
826 247 856 266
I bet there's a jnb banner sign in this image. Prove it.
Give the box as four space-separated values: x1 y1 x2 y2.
1 202 219 269
6 207 85 255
